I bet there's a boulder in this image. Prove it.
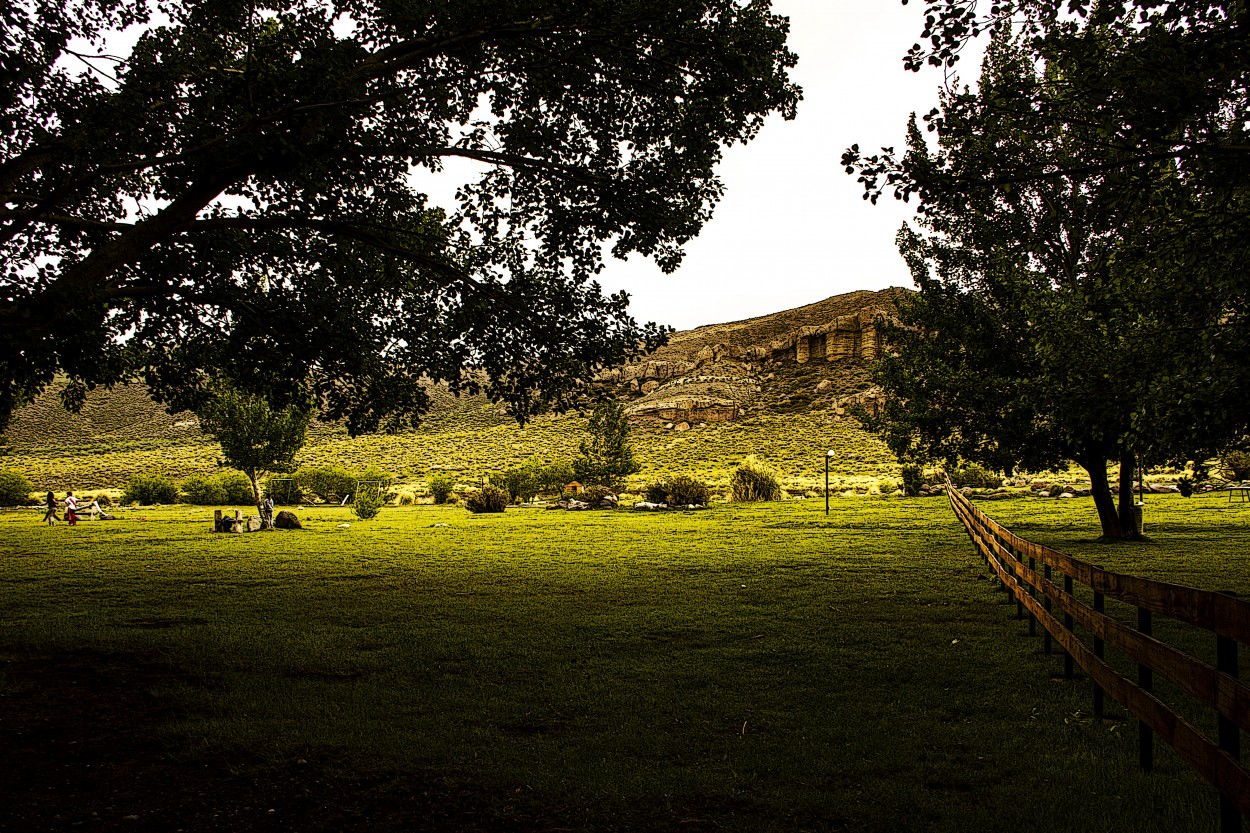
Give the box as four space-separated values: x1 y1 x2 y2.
674 421 690 432
274 510 302 530
245 516 263 532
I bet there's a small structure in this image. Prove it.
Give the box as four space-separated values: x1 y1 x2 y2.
565 481 584 495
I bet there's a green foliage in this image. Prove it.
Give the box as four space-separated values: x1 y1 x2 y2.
537 460 576 496
951 463 1001 490
643 482 669 504
730 456 781 503
196 382 312 507
582 485 615 506
464 485 509 514
352 483 388 521
0 469 32 506
216 471 256 505
181 470 256 505
121 473 178 506
575 400 640 487
3 2 799 435
495 457 547 504
180 474 226 506
1221 450 1250 482
846 17 1250 539
663 475 711 507
427 472 456 505
295 465 356 504
900 464 924 498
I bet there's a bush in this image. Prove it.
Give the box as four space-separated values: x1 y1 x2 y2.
877 478 898 495
664 475 711 507
464 485 509 513
1221 450 1250 482
643 482 668 504
428 472 456 505
217 471 256 505
352 482 388 520
582 484 615 506
296 465 355 503
1177 476 1194 498
0 469 32 506
180 474 227 505
731 456 782 502
900 464 924 497
122 473 178 505
951 463 1001 489
182 471 257 505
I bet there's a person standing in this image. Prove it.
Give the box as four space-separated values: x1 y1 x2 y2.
262 495 275 529
42 491 58 525
64 491 78 526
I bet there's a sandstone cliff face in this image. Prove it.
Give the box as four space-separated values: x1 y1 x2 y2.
605 293 899 424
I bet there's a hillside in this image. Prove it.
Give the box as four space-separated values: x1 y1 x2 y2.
1 289 905 492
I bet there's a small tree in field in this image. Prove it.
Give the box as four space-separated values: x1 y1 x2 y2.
574 400 640 488
196 382 312 514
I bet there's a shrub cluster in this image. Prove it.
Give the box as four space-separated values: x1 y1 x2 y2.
645 475 710 506
352 483 388 520
1222 450 1250 482
950 463 1001 490
464 485 509 513
427 472 456 505
181 471 256 505
900 464 924 497
731 456 781 502
122 473 178 505
0 469 32 506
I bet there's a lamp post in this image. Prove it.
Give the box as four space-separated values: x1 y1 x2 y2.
825 449 835 515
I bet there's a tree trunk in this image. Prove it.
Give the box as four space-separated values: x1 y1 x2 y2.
1081 456 1125 539
1117 452 1143 540
248 469 262 516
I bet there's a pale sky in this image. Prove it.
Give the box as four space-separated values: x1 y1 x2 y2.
593 0 970 331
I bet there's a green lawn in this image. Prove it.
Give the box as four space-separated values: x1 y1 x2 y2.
2 493 1244 831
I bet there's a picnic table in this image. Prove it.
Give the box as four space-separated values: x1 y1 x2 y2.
1227 484 1250 503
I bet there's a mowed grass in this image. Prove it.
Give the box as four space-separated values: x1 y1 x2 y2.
2 495 1245 832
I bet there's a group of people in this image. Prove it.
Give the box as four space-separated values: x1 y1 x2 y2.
42 491 107 525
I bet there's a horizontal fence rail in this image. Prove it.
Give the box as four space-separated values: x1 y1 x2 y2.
945 483 1250 831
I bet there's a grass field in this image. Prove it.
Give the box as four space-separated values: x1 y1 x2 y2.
2 492 1245 832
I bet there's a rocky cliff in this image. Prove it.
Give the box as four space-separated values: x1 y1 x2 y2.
603 288 903 426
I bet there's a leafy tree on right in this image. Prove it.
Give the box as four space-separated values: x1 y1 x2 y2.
846 6 1250 539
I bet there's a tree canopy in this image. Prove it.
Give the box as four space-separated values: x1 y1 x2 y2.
195 380 312 510
2 0 800 433
846 4 1250 539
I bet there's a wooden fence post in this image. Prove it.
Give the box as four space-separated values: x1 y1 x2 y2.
1093 571 1105 719
1028 555 1037 637
1138 606 1154 773
1064 575 1074 680
1217 595 1241 833
1043 564 1053 655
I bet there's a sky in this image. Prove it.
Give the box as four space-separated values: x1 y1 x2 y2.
585 0 969 332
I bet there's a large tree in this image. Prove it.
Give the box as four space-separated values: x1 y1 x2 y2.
195 380 312 513
1 0 800 433
847 15 1250 539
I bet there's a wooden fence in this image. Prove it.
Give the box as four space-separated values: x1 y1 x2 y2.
945 483 1250 832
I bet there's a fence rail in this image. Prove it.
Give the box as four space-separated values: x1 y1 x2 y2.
945 483 1250 831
